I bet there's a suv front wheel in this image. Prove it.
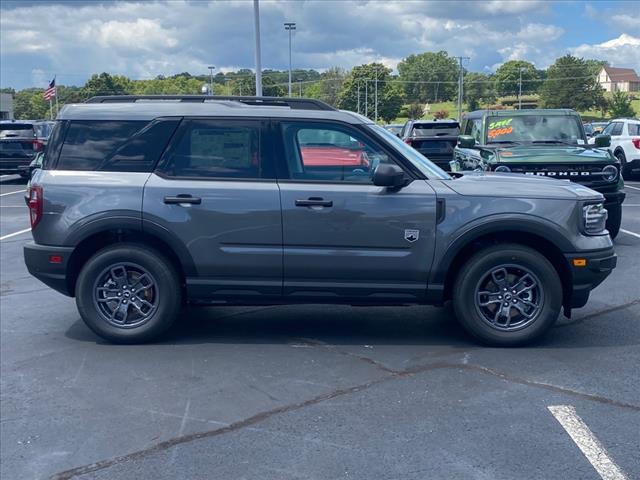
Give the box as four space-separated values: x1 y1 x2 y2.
76 244 182 343
453 244 562 346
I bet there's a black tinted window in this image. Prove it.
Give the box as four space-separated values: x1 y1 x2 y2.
610 122 623 136
627 123 639 136
165 120 261 178
57 120 177 171
0 124 35 138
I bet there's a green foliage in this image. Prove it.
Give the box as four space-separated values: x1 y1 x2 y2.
608 91 636 118
540 55 605 111
405 103 424 120
337 63 405 122
464 72 495 111
493 60 541 97
315 67 347 106
13 88 51 119
82 72 132 96
397 51 459 102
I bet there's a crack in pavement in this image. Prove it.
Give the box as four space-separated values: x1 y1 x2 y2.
50 353 640 479
555 298 640 328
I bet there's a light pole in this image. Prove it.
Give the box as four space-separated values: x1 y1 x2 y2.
253 0 262 96
357 79 360 114
208 66 215 96
284 22 296 97
518 67 526 110
374 67 378 123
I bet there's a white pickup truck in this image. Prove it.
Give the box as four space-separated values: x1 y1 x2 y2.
590 118 640 178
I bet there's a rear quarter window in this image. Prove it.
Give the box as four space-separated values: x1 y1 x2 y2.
628 123 640 136
56 119 179 171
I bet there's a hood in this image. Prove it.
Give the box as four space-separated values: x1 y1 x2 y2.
442 171 603 201
490 144 613 164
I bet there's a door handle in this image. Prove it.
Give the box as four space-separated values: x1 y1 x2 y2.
163 194 202 205
295 197 333 208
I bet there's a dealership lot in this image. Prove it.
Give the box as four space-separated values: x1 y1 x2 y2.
1 176 639 479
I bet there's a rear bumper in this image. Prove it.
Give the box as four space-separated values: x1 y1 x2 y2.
23 242 75 296
564 247 617 309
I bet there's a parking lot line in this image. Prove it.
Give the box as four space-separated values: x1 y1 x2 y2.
0 189 26 197
548 405 628 480
620 229 640 239
624 185 640 191
0 227 31 241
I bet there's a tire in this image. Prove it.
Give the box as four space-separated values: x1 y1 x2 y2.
605 203 622 240
452 244 562 347
75 243 181 343
615 150 629 178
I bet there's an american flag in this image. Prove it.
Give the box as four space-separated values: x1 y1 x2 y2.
43 78 56 101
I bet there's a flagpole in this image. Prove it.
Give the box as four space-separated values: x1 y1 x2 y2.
54 75 58 117
49 100 53 120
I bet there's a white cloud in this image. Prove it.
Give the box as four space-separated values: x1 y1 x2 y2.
570 34 640 71
94 18 179 51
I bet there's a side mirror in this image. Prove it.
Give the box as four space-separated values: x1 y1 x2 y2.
373 164 405 188
457 135 476 148
594 134 611 148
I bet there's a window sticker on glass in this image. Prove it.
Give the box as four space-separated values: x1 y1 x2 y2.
488 118 513 139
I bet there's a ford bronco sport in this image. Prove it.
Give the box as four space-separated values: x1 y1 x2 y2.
24 96 617 346
453 109 625 238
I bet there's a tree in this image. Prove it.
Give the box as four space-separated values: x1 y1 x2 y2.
609 91 636 118
337 63 405 122
316 67 347 106
82 73 132 96
397 51 459 102
540 55 605 111
464 72 495 111
405 103 424 120
493 60 540 97
13 89 50 119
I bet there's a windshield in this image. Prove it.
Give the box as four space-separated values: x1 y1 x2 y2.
486 115 585 144
369 124 450 180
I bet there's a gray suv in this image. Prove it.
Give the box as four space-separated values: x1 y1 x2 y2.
24 96 617 346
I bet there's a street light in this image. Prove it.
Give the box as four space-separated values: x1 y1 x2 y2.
518 67 526 110
208 66 215 96
284 22 296 97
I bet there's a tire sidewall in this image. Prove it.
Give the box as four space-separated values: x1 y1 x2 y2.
453 245 562 347
76 244 181 343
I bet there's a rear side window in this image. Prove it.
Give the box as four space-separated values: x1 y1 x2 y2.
628 123 640 136
56 120 178 172
162 119 263 179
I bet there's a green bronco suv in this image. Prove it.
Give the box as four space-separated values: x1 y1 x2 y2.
453 109 625 238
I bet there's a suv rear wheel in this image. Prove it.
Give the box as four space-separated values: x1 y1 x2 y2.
75 244 181 343
452 244 561 346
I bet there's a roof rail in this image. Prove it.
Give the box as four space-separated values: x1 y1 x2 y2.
85 95 336 111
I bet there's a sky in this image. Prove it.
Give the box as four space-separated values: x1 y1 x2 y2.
1 0 639 90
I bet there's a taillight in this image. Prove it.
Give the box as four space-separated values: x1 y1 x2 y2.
32 140 44 152
632 138 640 149
27 185 43 228
404 138 413 145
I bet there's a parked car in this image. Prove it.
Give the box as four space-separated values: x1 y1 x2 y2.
0 120 41 177
589 118 640 178
383 124 403 136
24 95 616 346
453 109 625 238
400 119 460 171
590 122 608 135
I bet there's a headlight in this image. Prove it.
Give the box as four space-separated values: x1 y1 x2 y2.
582 203 608 235
601 165 618 182
495 165 511 173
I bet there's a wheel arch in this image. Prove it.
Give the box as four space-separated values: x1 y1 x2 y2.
434 221 573 307
65 220 196 297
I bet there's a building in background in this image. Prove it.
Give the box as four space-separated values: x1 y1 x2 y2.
597 66 640 93
0 93 14 119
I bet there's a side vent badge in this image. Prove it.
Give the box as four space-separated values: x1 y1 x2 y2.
404 229 419 243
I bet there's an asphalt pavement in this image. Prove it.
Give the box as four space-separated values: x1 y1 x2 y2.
1 174 639 480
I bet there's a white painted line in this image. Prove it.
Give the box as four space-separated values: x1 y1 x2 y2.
0 205 26 208
0 227 31 241
548 405 627 480
0 189 26 197
620 229 640 239
624 184 640 191
621 204 640 206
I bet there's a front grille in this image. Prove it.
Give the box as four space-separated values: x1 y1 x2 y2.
506 164 614 187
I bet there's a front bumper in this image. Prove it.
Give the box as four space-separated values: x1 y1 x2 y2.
24 242 75 296
602 190 625 208
564 247 617 309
